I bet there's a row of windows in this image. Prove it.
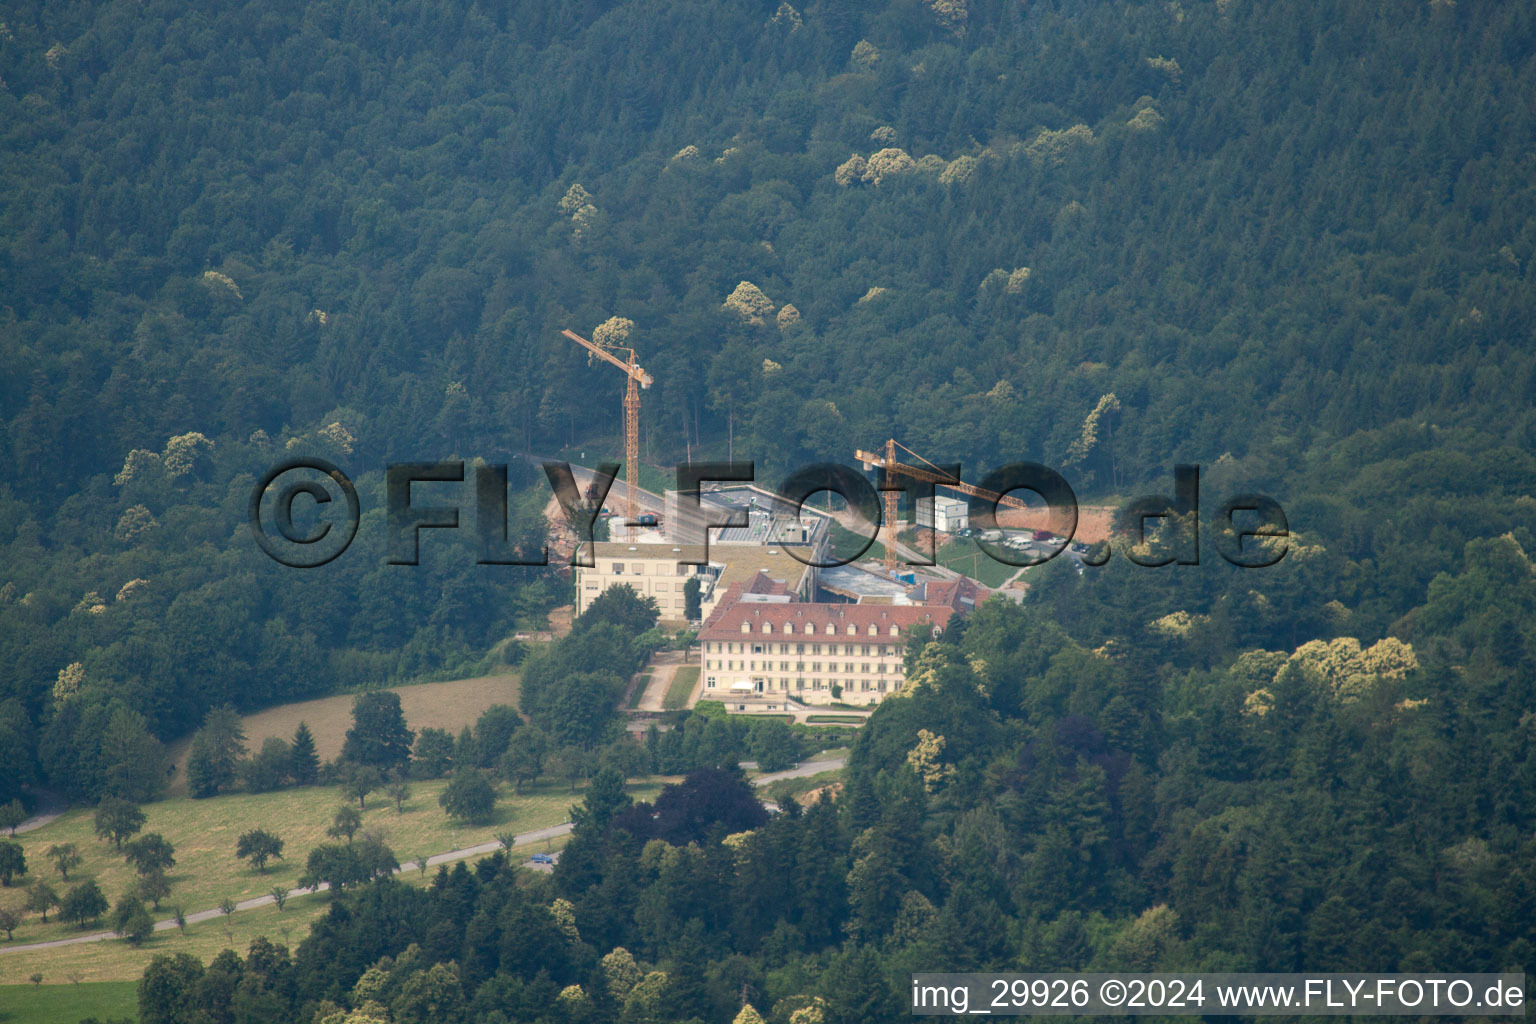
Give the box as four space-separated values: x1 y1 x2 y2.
734 620 899 636
708 641 891 656
608 562 694 576
707 660 890 673
705 676 889 693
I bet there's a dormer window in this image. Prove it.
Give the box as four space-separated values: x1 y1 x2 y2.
740 622 751 633
763 622 773 634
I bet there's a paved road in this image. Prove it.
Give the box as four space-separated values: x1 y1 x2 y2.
11 789 68 835
0 758 848 956
751 759 847 785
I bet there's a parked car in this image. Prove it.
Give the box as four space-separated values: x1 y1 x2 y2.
529 853 555 865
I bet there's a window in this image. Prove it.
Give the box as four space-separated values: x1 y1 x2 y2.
846 625 857 635
752 644 764 654
796 643 805 654
763 623 773 634
811 643 822 655
707 676 716 687
612 563 624 574
740 622 751 633
868 624 878 635
654 582 669 592
676 563 688 575
784 623 795 634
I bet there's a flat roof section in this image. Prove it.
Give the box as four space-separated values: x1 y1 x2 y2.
818 564 913 600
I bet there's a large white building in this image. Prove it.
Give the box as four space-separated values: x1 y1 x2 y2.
573 541 818 624
697 596 954 708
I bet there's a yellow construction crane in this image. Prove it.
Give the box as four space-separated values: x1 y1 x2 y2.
562 328 653 522
856 438 1035 572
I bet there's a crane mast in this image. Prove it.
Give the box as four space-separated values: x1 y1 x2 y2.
856 439 1036 572
562 328 653 522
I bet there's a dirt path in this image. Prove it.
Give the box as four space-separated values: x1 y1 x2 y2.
636 652 685 712
11 788 68 835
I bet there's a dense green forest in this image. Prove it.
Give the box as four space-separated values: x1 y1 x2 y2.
1 0 1534 1016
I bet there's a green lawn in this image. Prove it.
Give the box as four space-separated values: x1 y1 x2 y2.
662 666 699 710
0 981 138 1023
825 520 885 564
805 715 865 725
934 539 1018 588
626 674 651 710
0 774 654 969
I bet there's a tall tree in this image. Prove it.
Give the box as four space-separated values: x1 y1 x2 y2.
0 842 25 886
236 830 285 872
124 833 176 876
45 843 81 880
93 798 146 850
289 722 320 785
186 706 247 799
59 879 108 928
341 692 415 771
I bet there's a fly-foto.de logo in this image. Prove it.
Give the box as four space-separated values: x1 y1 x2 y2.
248 458 1289 570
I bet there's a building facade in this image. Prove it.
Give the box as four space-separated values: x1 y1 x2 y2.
917 495 969 533
697 601 954 708
574 541 817 623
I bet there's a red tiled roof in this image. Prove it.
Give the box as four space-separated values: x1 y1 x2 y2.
916 577 989 612
699 598 952 639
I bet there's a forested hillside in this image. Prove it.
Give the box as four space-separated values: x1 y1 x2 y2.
2 0 1535 1013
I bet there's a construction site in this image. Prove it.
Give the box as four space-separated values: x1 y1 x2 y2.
547 326 1101 714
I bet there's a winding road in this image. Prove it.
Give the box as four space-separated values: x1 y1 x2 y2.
0 759 846 956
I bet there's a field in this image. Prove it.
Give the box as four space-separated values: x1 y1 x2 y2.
161 673 521 796
0 981 138 1023
0 772 654 974
0 825 584 989
825 520 886 564
662 666 699 710
933 539 1019 588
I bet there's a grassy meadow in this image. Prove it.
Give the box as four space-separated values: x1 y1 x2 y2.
0 980 138 1023
0 772 660 978
0 826 582 989
160 673 522 797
